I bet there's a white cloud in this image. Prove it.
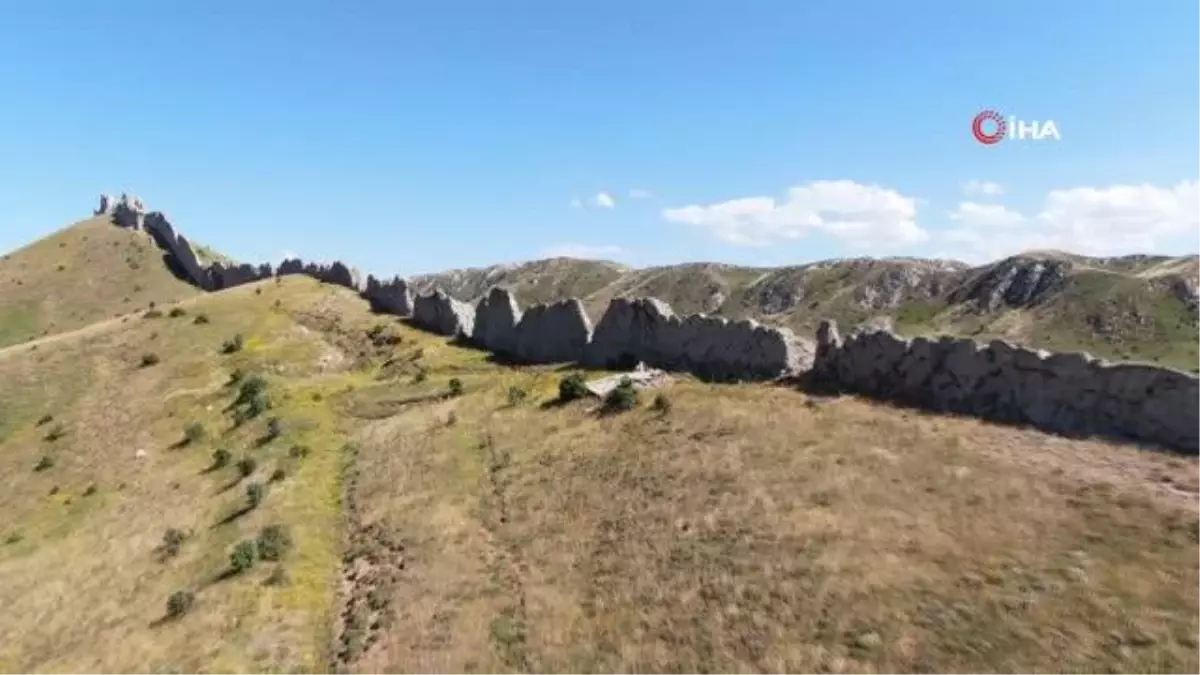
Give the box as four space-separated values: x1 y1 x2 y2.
628 188 654 200
540 243 624 259
661 179 928 249
590 191 616 209
569 198 583 209
961 180 1005 198
943 180 1199 261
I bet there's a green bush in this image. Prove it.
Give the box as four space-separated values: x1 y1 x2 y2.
140 352 160 368
183 422 207 445
162 528 187 558
256 524 293 561
211 448 232 469
34 455 55 472
603 378 639 413
236 456 258 478
507 386 528 406
220 333 245 354
448 378 465 397
235 375 268 404
558 373 588 402
246 481 266 509
168 307 187 318
166 590 195 618
229 540 257 573
227 368 245 386
652 393 672 414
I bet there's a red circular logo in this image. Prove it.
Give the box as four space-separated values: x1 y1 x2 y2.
972 110 1007 145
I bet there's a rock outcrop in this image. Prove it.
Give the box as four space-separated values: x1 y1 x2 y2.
512 298 592 364
142 212 214 290
363 275 414 316
585 297 813 380
412 289 475 338
95 194 115 215
811 320 1199 453
471 286 522 354
112 193 147 231
210 262 274 290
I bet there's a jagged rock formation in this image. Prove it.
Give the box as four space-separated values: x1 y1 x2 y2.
95 194 1199 452
811 319 1199 453
584 297 813 381
364 275 414 316
412 289 475 338
512 298 593 364
471 287 522 354
94 194 115 215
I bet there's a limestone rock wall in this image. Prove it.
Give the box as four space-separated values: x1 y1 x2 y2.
142 212 214 291
363 275 414 316
412 289 476 338
512 298 593 364
811 320 1199 453
584 297 813 380
472 287 522 354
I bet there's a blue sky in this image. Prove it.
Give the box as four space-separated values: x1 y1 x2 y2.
1 0 1196 275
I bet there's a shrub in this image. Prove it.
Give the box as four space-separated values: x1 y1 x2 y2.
265 417 284 441
246 481 266 509
45 423 66 441
211 448 232 469
256 524 293 561
413 370 427 384
236 456 258 478
183 422 206 445
269 467 287 483
162 528 187 558
558 373 588 402
4 532 22 545
235 393 270 424
603 378 639 413
229 540 257 573
227 368 245 387
144 309 163 319
652 393 672 414
221 333 245 354
168 307 187 318
288 444 311 459
140 352 160 367
83 484 97 497
36 414 53 427
166 590 195 618
235 375 268 404
507 386 528 406
448 378 465 397
34 455 54 472
193 313 210 325
446 411 458 427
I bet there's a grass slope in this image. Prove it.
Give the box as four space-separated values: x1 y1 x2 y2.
0 216 201 349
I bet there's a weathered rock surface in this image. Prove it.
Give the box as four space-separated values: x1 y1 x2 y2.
471 287 522 354
210 262 274 290
810 319 1199 453
412 289 475 338
142 212 214 290
112 193 147 230
585 297 813 380
95 193 115 215
951 256 1070 311
364 274 414 316
512 298 592 363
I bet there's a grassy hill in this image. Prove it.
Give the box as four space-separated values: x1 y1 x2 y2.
0 216 201 349
1 269 1196 672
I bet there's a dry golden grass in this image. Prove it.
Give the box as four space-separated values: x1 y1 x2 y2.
0 216 202 349
1 271 1196 673
348 348 1199 673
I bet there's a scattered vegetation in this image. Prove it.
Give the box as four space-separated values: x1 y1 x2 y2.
182 422 207 445
236 457 258 478
44 423 66 441
192 313 210 325
255 525 293 561
602 377 639 413
558 372 588 402
220 333 245 354
165 590 195 619
140 352 160 367
161 528 187 559
447 378 464 397
652 392 672 414
83 483 97 497
34 455 55 472
210 448 232 470
143 309 163 319
35 414 53 426
264 417 284 442
507 386 528 406
168 306 187 318
245 481 266 509
269 467 287 483
288 444 311 459
4 532 23 545
229 540 258 574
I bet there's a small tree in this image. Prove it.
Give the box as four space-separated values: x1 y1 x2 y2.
448 378 465 397
162 527 187 558
256 524 293 561
507 386 528 406
221 333 245 354
229 540 257 573
246 481 266 509
140 352 160 368
211 448 232 469
237 456 258 478
603 378 639 413
166 590 195 618
183 422 206 445
558 373 588 402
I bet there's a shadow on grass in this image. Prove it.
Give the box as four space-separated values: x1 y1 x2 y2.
212 504 254 528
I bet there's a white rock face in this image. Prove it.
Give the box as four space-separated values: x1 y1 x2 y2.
512 298 592 364
471 286 522 354
364 275 414 316
412 288 476 338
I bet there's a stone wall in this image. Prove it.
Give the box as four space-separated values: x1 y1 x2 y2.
412 289 476 338
584 297 813 380
810 320 1199 453
472 287 521 354
512 298 592 364
364 274 414 316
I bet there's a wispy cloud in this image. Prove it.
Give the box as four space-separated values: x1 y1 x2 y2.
590 191 616 209
961 180 1005 198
